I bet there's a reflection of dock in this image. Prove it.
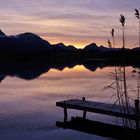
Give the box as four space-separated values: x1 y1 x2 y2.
56 117 138 140
56 98 140 139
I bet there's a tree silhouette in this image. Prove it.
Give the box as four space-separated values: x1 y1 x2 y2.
120 15 126 48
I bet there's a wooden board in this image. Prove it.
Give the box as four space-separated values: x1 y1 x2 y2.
56 99 139 120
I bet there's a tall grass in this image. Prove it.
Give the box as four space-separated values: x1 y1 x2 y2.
120 15 126 49
105 66 135 131
134 9 140 101
111 29 115 48
106 22 135 131
135 9 140 48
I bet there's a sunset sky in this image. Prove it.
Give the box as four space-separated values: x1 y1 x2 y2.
0 0 140 48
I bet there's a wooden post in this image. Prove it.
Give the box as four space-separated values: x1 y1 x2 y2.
82 97 87 119
135 99 139 132
83 110 87 119
64 107 67 123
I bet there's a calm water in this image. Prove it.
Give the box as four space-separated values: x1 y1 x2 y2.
0 64 138 140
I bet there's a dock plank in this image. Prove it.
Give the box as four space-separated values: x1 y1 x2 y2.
56 99 139 120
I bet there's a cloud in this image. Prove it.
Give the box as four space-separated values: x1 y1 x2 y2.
0 0 140 48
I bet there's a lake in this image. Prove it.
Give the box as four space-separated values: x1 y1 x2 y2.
0 62 138 140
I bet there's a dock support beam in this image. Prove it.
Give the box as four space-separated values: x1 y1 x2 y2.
135 99 139 132
64 107 67 123
83 110 87 119
82 97 87 119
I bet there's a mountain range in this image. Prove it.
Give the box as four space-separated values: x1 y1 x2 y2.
0 29 140 62
1 29 140 82
0 29 78 52
0 29 121 52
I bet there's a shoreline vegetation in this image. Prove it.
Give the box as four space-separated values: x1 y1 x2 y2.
103 10 140 136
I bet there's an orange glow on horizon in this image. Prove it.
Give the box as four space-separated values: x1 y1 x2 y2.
48 65 87 73
45 64 120 74
42 34 135 49
0 0 139 50
42 36 109 49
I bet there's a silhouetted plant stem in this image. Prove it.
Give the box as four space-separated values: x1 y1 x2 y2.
123 27 125 49
139 18 140 48
106 55 132 127
135 9 140 47
123 66 129 110
119 15 131 118
137 71 140 100
111 29 115 48
105 13 140 130
134 9 140 99
120 15 126 48
111 29 128 117
138 13 140 99
108 39 112 48
111 29 122 110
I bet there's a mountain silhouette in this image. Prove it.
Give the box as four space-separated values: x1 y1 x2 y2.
1 30 140 82
0 61 78 82
0 31 51 53
52 43 77 51
84 43 122 52
0 30 78 56
84 43 101 51
15 32 51 47
0 29 7 37
1 29 140 62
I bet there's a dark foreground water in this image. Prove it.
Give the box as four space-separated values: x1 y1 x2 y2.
0 64 138 140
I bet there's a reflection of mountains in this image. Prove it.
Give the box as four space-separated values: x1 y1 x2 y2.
0 62 75 82
0 61 111 82
1 60 140 82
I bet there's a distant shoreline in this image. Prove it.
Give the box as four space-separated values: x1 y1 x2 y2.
0 30 140 63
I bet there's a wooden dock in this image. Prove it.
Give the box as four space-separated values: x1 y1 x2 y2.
56 98 140 131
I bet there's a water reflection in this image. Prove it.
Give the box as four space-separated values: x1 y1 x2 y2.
56 117 138 140
55 65 140 139
0 61 139 140
0 61 140 82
